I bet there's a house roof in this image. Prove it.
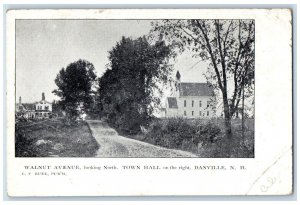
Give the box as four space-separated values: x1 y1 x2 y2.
22 103 36 111
36 100 52 104
179 83 214 97
167 97 178 109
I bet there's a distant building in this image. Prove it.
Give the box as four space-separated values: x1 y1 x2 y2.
16 93 52 119
164 71 216 118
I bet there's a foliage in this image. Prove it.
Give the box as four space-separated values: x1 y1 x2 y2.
126 118 254 158
98 36 173 133
151 20 255 137
15 132 37 157
51 100 64 117
15 120 99 157
53 59 97 121
144 118 222 149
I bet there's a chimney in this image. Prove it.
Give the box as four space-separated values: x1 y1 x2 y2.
42 92 45 101
19 96 21 104
174 71 181 94
176 70 181 82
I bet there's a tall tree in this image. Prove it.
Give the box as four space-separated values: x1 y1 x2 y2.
53 59 97 121
151 20 255 138
98 36 173 133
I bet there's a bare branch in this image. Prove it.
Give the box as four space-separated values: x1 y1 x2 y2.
222 20 233 57
195 20 224 91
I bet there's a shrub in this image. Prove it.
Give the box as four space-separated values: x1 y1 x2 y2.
113 111 146 135
15 133 37 157
144 118 222 150
193 120 221 145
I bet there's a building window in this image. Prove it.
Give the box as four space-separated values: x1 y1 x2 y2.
199 111 202 116
207 101 210 108
199 101 202 107
192 100 194 107
45 106 49 110
207 111 209 116
184 100 186 107
184 111 186 116
192 111 194 116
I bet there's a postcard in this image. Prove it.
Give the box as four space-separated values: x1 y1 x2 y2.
6 9 292 196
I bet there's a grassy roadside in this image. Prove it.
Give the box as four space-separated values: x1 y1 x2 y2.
15 119 99 157
118 118 254 158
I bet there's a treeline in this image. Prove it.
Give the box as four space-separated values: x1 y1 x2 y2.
53 36 173 133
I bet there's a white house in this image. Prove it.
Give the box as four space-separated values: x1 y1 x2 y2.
164 71 216 118
35 93 52 119
16 93 52 119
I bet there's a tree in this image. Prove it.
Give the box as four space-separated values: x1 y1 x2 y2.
239 49 254 138
151 20 255 138
53 59 97 121
98 36 173 133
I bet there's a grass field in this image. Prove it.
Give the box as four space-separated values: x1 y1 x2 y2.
15 119 99 157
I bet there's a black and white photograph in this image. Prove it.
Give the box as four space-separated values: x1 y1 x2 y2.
15 19 255 158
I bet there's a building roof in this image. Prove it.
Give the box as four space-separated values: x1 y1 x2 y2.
22 103 36 111
167 97 178 109
36 100 52 104
179 83 214 97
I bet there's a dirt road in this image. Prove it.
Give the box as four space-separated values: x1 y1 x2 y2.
87 120 197 158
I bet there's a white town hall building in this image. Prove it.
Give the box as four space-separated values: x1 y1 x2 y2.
164 71 216 118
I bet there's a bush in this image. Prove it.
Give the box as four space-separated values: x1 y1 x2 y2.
194 120 222 144
112 111 145 135
144 118 222 150
15 133 37 157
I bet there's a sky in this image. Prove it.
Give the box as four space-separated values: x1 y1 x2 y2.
16 20 208 103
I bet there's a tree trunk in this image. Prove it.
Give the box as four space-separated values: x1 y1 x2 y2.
224 109 232 138
242 85 245 139
222 93 232 139
222 97 233 157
